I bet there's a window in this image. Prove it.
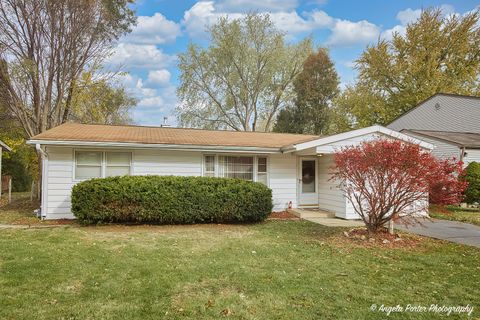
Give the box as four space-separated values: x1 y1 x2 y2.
218 156 254 180
203 154 268 185
75 151 102 180
75 150 132 180
301 160 316 193
106 152 131 177
257 157 268 185
204 155 215 177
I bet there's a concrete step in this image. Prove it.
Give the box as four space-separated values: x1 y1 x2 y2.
288 208 336 219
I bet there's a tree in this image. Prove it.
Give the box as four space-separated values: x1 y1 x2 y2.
0 0 135 138
1 140 36 192
331 139 466 234
69 72 136 125
273 48 339 135
176 13 312 131
462 162 480 204
332 8 480 129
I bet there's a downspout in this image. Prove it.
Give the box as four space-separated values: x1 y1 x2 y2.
460 146 466 164
36 144 48 219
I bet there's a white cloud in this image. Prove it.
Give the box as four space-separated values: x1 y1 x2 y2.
216 0 299 12
107 43 175 69
397 5 455 26
327 19 380 47
396 8 422 25
382 4 457 41
119 73 178 126
146 69 171 86
123 13 181 45
138 96 165 108
270 10 333 33
381 25 406 41
183 1 377 46
182 1 243 38
183 2 335 38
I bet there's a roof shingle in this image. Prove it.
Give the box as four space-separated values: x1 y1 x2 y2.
405 130 480 149
30 123 320 149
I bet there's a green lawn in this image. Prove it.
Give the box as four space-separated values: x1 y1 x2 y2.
0 218 479 319
0 192 41 225
430 205 480 226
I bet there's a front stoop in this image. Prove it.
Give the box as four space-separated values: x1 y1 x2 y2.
287 208 336 219
287 208 364 227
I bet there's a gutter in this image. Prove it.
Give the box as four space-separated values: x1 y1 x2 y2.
27 139 281 154
35 144 48 219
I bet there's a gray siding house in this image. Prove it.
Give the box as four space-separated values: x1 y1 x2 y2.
387 94 480 166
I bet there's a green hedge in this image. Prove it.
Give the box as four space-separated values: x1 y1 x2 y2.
463 162 480 204
71 175 273 224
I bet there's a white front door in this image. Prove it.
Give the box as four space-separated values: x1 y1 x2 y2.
298 157 318 207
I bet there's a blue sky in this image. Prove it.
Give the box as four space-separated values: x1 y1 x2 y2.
106 0 479 126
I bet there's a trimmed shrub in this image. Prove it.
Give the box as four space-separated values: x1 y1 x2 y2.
463 162 480 204
71 175 273 224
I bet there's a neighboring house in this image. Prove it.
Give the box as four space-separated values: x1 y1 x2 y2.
387 93 480 166
0 140 12 198
27 123 432 220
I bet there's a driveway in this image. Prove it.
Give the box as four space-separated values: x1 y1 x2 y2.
396 218 480 248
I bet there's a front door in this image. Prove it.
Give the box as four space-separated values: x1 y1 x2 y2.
298 157 318 207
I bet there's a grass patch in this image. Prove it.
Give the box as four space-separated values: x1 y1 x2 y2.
430 205 480 226
0 192 76 226
0 218 479 319
0 192 40 224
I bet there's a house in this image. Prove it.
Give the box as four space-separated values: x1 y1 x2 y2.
387 93 480 166
27 123 432 220
0 140 12 198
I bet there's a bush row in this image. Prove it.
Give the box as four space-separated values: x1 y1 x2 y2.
71 175 273 224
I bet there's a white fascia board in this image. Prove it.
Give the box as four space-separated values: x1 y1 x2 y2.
289 125 434 152
0 140 12 152
26 139 281 154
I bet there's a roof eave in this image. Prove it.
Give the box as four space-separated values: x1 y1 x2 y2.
401 129 464 147
26 139 282 154
291 125 434 152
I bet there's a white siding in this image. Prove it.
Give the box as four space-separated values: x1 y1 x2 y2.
315 133 430 220
43 147 298 219
315 132 394 153
44 148 204 219
464 149 480 166
316 155 347 217
45 146 75 219
133 150 202 176
269 153 297 211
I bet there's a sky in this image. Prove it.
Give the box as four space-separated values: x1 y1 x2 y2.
106 0 480 126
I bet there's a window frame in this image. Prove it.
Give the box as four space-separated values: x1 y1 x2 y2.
202 153 269 186
202 154 216 177
105 151 132 177
256 156 268 186
73 149 133 181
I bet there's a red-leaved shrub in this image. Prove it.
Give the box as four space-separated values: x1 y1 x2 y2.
331 139 466 234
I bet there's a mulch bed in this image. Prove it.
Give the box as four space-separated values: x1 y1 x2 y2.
329 227 425 249
268 211 299 220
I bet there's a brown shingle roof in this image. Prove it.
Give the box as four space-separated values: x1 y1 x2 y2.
405 130 480 149
30 123 320 149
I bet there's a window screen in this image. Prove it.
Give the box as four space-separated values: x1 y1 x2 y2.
75 151 102 179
